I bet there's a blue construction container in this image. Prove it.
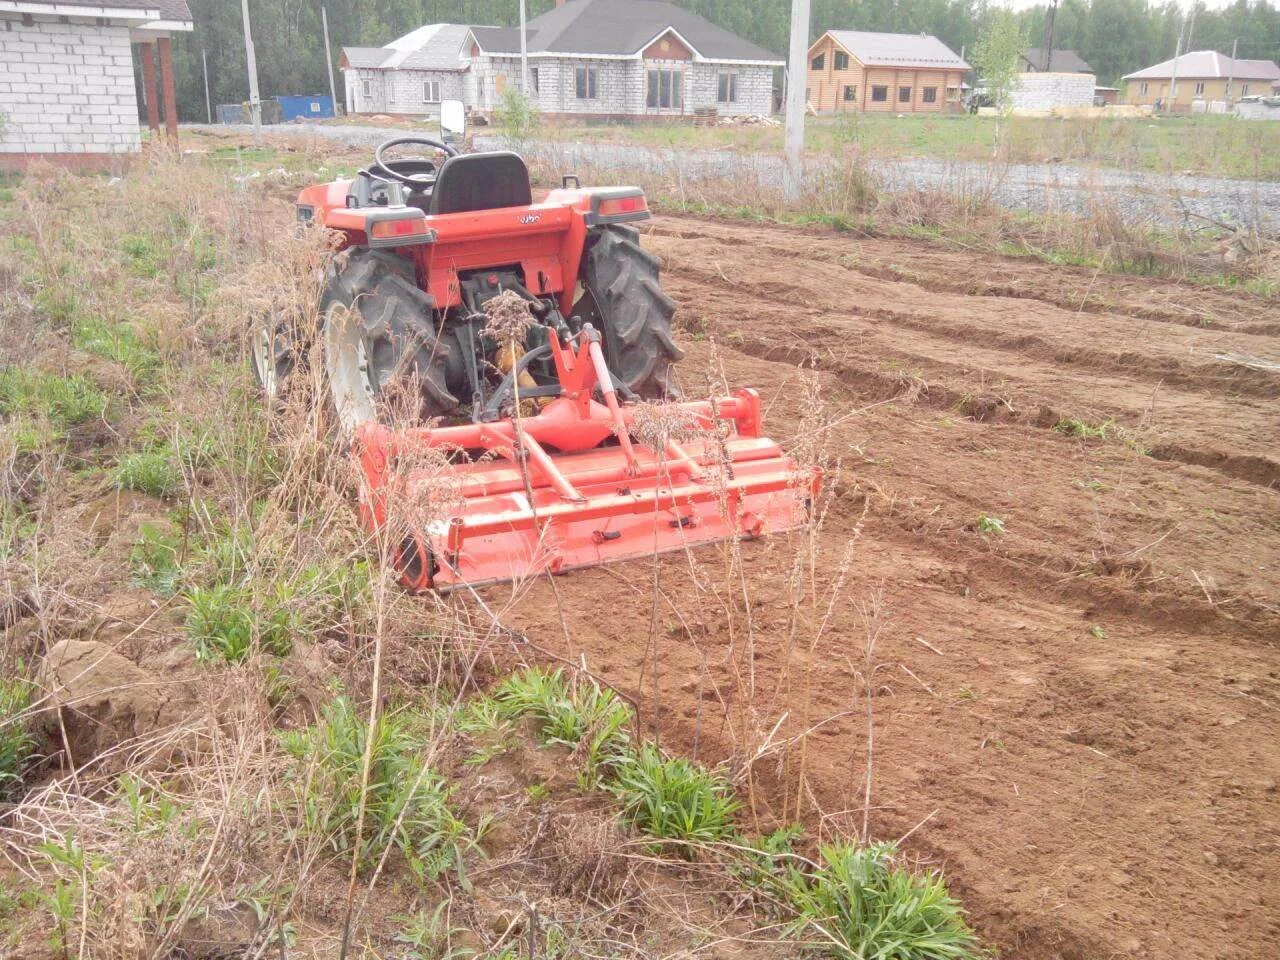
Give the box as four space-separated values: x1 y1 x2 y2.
274 95 335 121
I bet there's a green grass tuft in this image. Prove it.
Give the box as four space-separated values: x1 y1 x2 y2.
491 666 632 783
281 697 481 878
113 447 184 499
128 521 185 595
1054 417 1114 440
184 582 293 663
0 676 36 802
975 514 1005 536
606 743 738 850
780 842 982 960
0 368 105 431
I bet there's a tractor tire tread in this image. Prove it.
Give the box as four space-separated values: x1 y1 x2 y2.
583 225 683 400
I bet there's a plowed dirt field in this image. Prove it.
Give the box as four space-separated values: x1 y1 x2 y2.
488 214 1280 960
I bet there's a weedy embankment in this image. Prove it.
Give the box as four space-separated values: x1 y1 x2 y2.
0 152 983 958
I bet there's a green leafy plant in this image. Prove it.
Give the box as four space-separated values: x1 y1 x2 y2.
1055 417 1114 440
606 743 737 851
975 514 1005 535
281 697 479 878
393 903 476 959
492 667 632 783
0 676 36 801
184 583 293 663
778 842 982 960
970 11 1025 119
128 522 185 595
495 87 540 148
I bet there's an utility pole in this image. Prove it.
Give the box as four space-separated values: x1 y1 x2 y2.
1043 0 1058 71
519 0 529 96
783 0 810 202
202 47 212 123
240 0 262 141
321 5 339 115
1226 36 1238 104
1167 13 1184 112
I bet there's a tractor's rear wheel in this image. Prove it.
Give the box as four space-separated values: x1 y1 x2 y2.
579 225 683 399
249 321 293 404
320 250 457 432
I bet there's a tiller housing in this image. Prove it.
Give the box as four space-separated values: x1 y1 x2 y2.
357 329 815 590
256 136 816 590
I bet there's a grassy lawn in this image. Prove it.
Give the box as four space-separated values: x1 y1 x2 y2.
541 113 1280 180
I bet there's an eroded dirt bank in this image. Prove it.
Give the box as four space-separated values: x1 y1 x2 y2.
487 213 1280 960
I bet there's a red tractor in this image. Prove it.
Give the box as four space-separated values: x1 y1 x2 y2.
254 138 813 590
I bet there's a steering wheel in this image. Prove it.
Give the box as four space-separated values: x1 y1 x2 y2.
372 136 459 189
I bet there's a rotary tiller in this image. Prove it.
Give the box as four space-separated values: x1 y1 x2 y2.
253 137 816 590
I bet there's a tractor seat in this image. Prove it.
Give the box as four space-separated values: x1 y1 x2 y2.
428 152 533 216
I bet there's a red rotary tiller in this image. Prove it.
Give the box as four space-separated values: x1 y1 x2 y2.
253 137 816 590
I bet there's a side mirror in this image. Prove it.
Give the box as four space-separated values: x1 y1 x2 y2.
440 99 466 144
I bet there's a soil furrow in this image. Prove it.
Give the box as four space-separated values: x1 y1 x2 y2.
662 265 1280 490
651 215 1280 335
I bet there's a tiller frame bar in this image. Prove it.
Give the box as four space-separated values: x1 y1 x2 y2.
354 328 820 590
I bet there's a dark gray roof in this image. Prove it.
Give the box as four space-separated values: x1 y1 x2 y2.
343 47 395 69
156 0 192 21
1022 48 1091 73
826 30 967 69
473 0 781 63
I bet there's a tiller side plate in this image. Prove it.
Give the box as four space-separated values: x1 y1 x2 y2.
354 332 819 590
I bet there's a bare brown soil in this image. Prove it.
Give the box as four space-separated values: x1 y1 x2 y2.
488 213 1280 960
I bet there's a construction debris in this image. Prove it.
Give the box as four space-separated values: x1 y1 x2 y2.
715 114 781 127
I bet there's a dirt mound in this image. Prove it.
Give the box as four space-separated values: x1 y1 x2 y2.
38 638 199 771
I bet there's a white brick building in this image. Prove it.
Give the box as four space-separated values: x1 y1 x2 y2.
341 23 474 118
0 0 192 168
341 0 781 122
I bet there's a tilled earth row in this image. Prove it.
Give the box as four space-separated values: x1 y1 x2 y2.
489 213 1280 960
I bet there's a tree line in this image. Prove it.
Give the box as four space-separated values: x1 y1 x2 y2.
168 0 1280 120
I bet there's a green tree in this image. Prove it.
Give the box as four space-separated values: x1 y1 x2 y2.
972 10 1026 116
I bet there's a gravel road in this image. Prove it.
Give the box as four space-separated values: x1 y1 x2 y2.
200 121 1280 236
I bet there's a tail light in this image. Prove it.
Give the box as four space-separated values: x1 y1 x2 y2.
588 189 651 225
365 209 436 248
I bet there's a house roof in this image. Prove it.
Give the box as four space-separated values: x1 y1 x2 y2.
1238 59 1280 81
821 30 969 70
470 0 782 64
0 0 190 27
342 23 475 72
155 0 190 20
1124 50 1280 81
1021 47 1091 72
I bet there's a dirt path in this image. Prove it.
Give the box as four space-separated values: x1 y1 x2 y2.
484 213 1280 960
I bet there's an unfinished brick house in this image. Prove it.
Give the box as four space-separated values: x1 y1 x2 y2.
341 0 782 122
806 30 968 114
0 0 192 168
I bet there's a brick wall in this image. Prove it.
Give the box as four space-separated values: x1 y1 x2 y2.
475 55 774 118
343 66 467 117
1010 72 1096 110
0 15 140 155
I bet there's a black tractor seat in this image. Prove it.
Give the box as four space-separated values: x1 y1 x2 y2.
428 152 533 216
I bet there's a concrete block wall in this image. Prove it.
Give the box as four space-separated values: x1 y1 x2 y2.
1010 71 1096 110
0 15 140 155
685 63 773 116
477 54 775 118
